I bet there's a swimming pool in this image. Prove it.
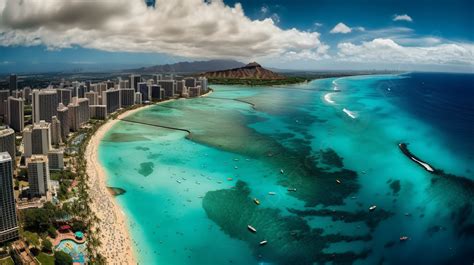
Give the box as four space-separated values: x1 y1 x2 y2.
55 239 86 264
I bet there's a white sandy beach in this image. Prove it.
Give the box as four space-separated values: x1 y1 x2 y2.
85 104 152 265
85 91 212 264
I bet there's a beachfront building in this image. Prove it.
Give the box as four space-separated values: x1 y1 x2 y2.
23 121 51 157
27 155 50 197
102 89 121 114
56 88 73 106
32 89 58 123
176 80 185 96
158 80 175 98
199 77 208 93
0 127 16 161
90 105 107 120
7 96 24 132
47 149 64 171
120 88 135 107
188 87 201 97
51 116 62 146
135 92 142 105
0 152 19 243
85 91 99 105
68 97 90 131
137 82 149 102
57 104 70 143
150 84 162 101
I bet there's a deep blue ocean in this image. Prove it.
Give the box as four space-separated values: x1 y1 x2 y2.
99 72 474 265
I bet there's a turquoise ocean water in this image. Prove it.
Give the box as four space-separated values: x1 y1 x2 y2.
99 73 473 265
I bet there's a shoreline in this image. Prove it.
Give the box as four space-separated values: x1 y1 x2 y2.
85 91 212 264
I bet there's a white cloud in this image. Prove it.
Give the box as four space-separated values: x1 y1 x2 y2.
330 22 352 34
393 14 413 22
337 38 473 65
329 23 365 34
0 0 326 60
260 6 269 14
314 22 323 27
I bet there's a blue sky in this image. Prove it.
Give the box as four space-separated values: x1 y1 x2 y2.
0 0 472 73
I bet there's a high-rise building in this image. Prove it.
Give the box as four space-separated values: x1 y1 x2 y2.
89 105 107 120
137 82 149 101
129 75 141 91
102 89 121 114
150 85 162 101
153 74 162 83
119 80 130 89
11 90 22 98
85 91 98 105
0 128 15 161
23 87 32 104
9 74 17 91
0 90 10 117
56 88 73 106
175 80 185 96
27 155 50 197
32 89 58 123
7 97 24 132
188 87 201 97
158 80 175 98
0 152 19 243
23 121 51 157
120 88 135 107
135 92 142 105
184 77 196 88
51 116 62 146
47 149 64 171
68 97 89 131
57 104 69 143
199 77 208 92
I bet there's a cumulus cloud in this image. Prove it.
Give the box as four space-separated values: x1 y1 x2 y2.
330 22 352 34
337 38 473 65
330 23 365 34
393 14 413 22
0 0 326 59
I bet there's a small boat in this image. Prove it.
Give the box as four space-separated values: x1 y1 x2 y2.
336 179 341 184
369 205 377 211
287 188 297 192
227 177 233 181
253 198 260 205
280 169 284 174
400 236 409 241
268 192 276 195
247 225 257 233
259 240 267 246
176 180 182 184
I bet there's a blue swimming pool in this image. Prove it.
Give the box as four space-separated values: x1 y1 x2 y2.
55 239 86 264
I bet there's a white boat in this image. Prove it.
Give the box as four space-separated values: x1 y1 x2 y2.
336 179 341 184
247 225 257 233
176 180 182 184
268 192 276 195
259 240 267 246
400 236 409 241
369 205 377 211
287 188 297 192
280 169 284 174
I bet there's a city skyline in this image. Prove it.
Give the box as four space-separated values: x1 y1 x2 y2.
0 0 472 73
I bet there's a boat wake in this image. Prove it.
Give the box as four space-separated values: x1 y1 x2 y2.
324 93 335 104
342 108 357 119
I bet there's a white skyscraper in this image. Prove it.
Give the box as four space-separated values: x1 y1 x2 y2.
0 152 19 243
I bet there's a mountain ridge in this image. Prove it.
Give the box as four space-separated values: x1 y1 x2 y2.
125 59 245 73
